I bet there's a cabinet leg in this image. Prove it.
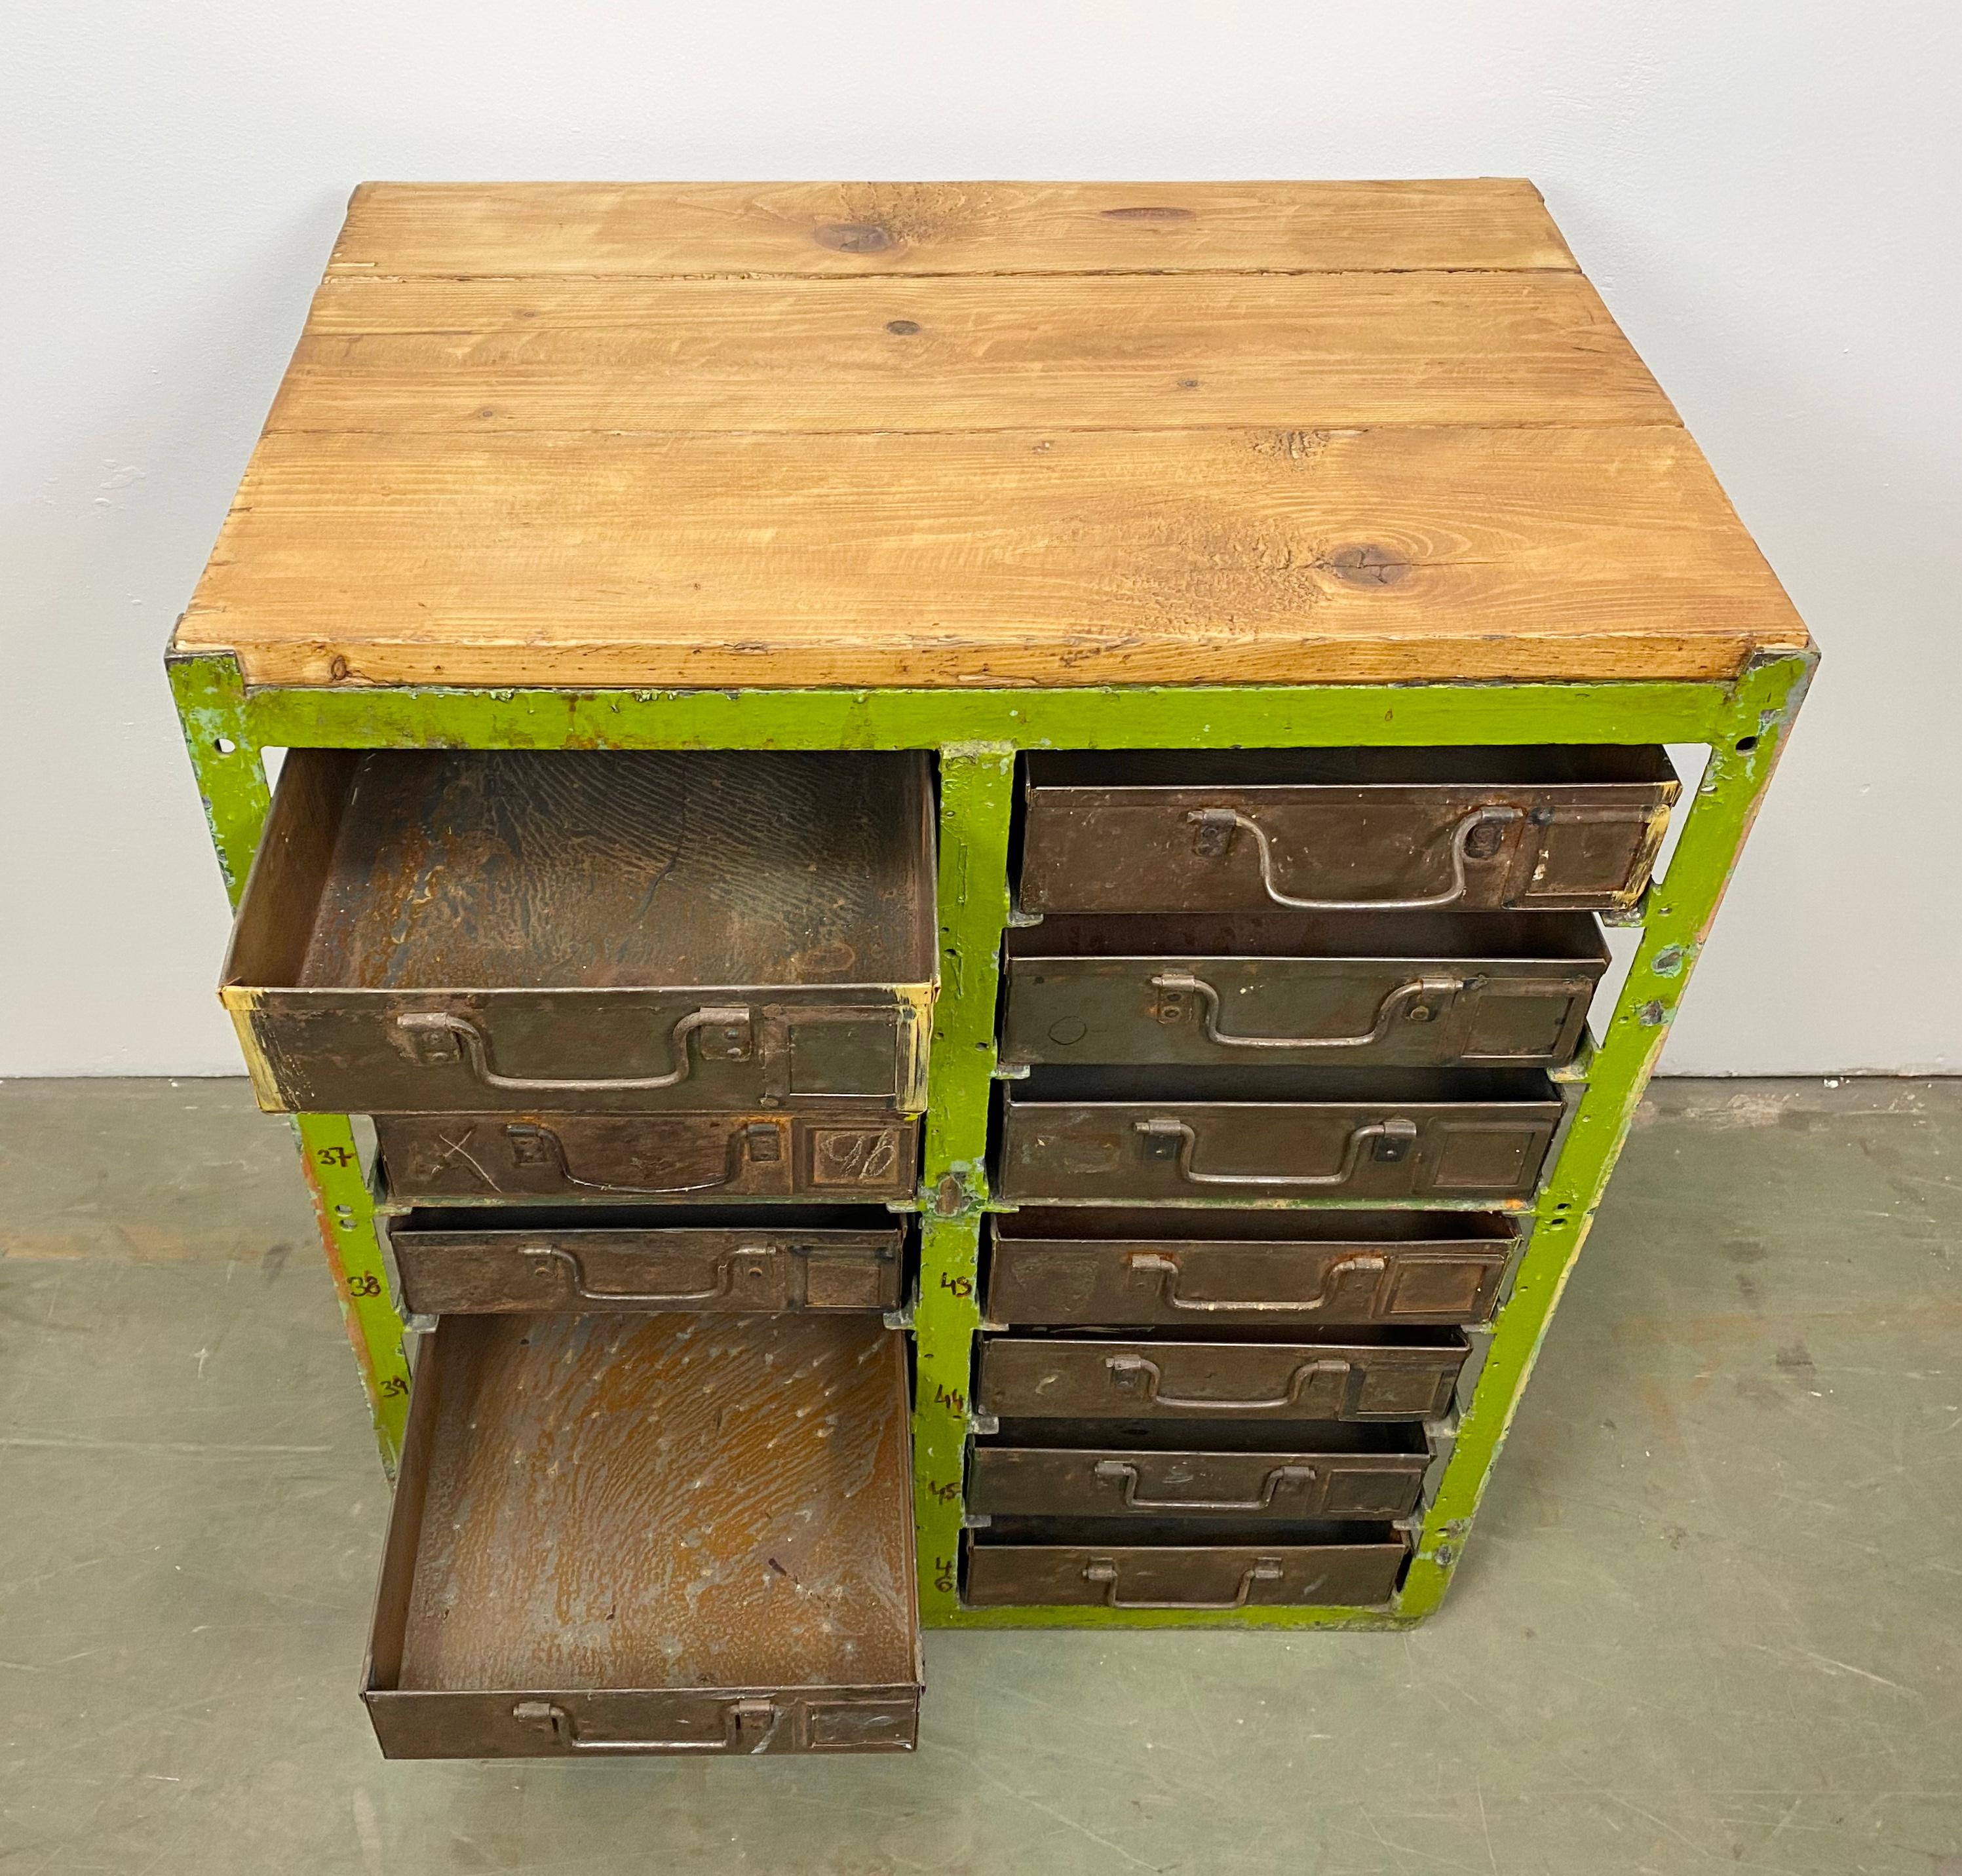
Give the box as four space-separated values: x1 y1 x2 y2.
1400 651 1818 1616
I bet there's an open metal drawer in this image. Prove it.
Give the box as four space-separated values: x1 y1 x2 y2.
987 1208 1516 1328
1000 910 1607 1070
385 1205 907 1316
1018 746 1677 915
222 749 936 1115
363 1312 920 1758
997 1066 1564 1204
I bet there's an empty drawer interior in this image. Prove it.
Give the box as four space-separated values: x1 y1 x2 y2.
229 748 936 998
364 1311 919 1757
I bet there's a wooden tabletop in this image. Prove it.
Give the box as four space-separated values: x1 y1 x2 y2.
174 182 1809 691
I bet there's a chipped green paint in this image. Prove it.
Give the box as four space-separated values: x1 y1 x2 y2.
167 651 268 904
168 643 1815 1617
292 1114 412 1470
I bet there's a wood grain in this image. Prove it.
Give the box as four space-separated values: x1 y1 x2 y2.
173 181 1811 689
329 179 1578 279
397 1312 915 1692
177 423 1807 689
272 270 1670 436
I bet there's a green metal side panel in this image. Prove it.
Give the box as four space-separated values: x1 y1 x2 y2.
166 645 1813 1623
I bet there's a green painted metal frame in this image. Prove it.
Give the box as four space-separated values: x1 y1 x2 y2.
168 645 1813 1627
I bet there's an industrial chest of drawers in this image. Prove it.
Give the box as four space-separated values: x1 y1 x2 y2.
168 180 1813 1755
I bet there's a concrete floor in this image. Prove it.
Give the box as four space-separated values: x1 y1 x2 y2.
1 1079 1959 1875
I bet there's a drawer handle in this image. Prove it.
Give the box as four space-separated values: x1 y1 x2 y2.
1103 1352 1353 1412
1185 805 1523 911
1092 1458 1317 1511
1082 1556 1284 1610
520 1244 768 1304
1126 1250 1387 1313
1149 972 1466 1050
1134 1116 1417 1187
503 1122 737 1197
394 1007 753 1094
512 1697 779 1753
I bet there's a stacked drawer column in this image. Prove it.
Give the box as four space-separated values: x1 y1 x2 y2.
953 745 1680 1618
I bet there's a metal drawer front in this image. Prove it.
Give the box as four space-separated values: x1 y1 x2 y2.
998 1068 1562 1204
1019 748 1677 915
374 1112 918 1204
976 1334 1469 1422
387 1207 906 1314
222 749 936 1115
987 1208 1516 1327
1001 912 1607 1069
964 1540 1407 1610
969 1443 1429 1521
364 1312 919 1759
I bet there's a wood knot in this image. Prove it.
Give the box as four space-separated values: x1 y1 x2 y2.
1101 205 1195 221
885 318 921 335
814 222 900 254
1326 544 1412 588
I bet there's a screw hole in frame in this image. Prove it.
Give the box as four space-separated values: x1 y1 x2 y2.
1734 735 1759 752
213 736 237 755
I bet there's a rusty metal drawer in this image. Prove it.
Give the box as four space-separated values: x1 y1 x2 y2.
387 1206 906 1315
223 749 936 1115
364 1312 919 1758
975 1331 1469 1422
988 1208 1515 1327
969 1419 1431 1521
1018 747 1677 915
1001 911 1607 1070
964 1527 1408 1610
374 1111 918 1204
997 1067 1562 1204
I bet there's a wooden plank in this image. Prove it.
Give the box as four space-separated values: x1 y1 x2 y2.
175 423 1808 689
273 270 1671 436
328 180 1577 280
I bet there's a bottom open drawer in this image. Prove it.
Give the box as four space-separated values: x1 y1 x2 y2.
965 1523 1410 1611
363 1312 921 1757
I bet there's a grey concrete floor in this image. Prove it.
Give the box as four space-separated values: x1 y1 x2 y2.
1 1078 1959 1875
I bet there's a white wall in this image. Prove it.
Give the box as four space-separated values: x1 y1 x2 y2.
5 1 1956 1077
